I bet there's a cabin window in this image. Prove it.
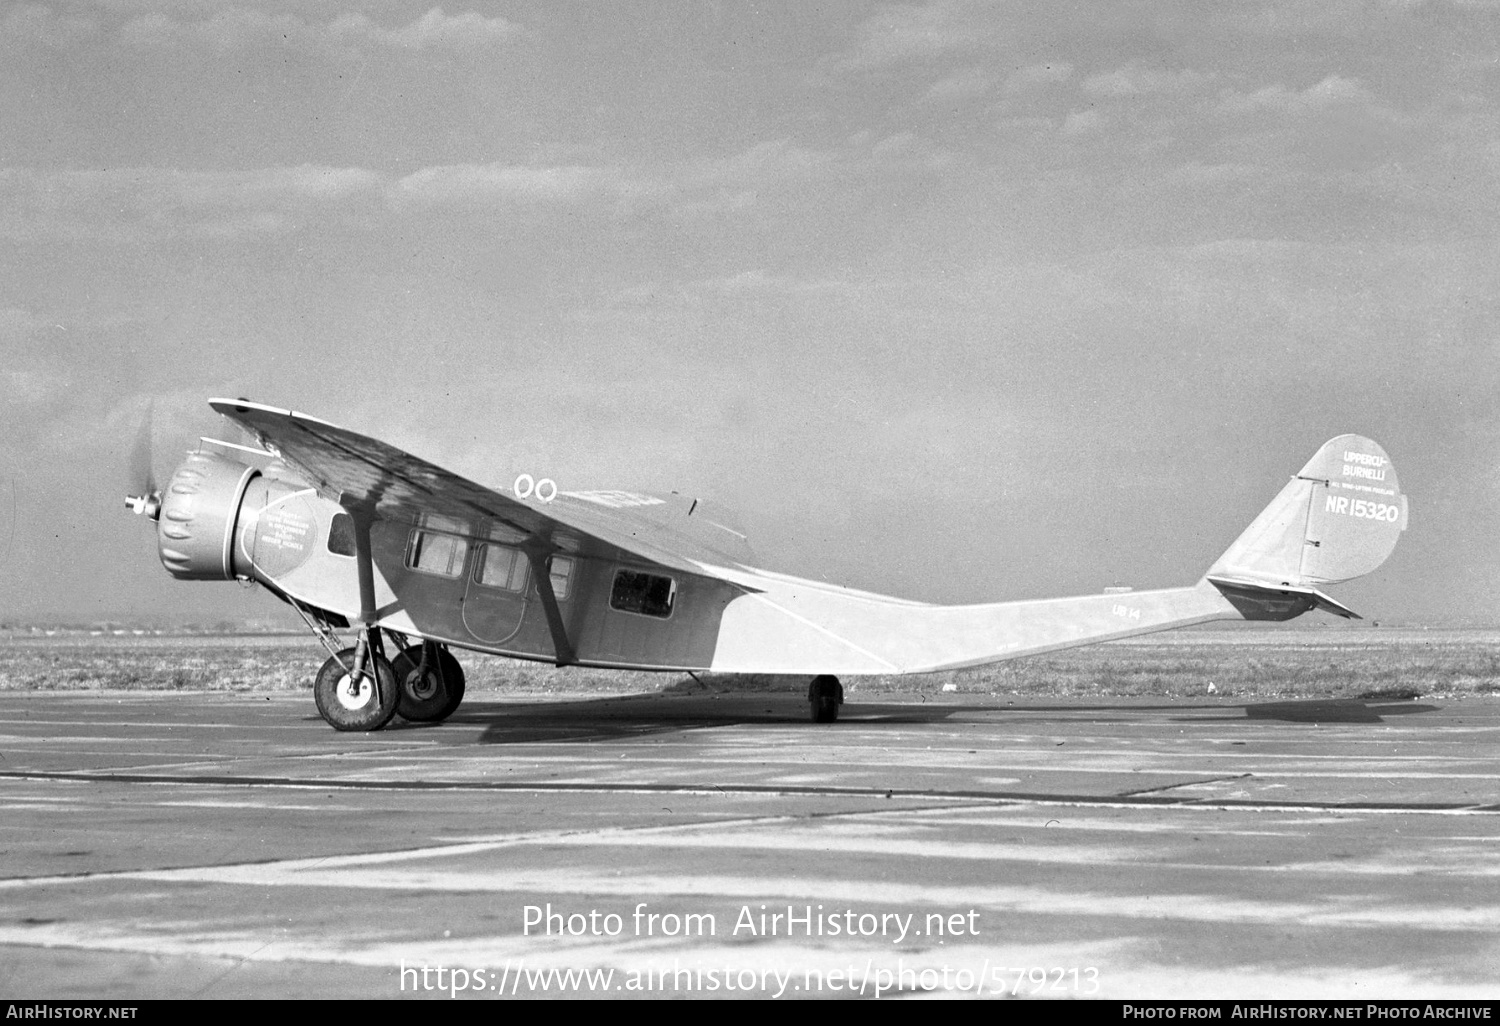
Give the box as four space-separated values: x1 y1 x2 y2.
406 530 467 578
327 513 356 557
475 544 528 592
548 556 575 601
610 569 675 618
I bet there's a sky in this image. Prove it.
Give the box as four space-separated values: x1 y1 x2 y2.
1 0 1496 626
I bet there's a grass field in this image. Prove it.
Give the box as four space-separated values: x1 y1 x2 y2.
2 628 1496 700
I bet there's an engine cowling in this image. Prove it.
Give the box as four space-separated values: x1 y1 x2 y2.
156 451 261 580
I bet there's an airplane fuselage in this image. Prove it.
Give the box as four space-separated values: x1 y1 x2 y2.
160 449 739 671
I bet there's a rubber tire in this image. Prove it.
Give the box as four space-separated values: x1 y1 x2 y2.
391 644 466 722
809 674 841 723
313 648 399 732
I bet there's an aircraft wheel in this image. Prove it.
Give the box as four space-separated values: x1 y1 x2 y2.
313 648 399 732
808 674 842 723
391 644 466 722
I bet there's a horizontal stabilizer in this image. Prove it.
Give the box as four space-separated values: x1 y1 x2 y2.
1206 575 1361 620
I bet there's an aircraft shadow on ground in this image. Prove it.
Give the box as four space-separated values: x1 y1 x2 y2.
374 690 1442 744
1236 698 1439 724
319 694 1002 744
436 695 989 745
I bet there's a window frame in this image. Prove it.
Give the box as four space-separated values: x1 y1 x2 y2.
472 543 530 593
608 567 677 619
405 528 470 579
326 512 356 558
546 555 575 602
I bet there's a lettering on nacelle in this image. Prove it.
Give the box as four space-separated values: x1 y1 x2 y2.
258 508 310 550
1326 495 1401 522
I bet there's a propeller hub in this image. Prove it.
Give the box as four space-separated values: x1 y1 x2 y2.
126 493 162 521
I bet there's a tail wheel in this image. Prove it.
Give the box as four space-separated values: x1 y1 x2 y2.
313 648 398 732
391 644 466 722
808 674 842 723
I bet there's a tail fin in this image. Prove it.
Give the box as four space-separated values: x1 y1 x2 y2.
1205 435 1407 620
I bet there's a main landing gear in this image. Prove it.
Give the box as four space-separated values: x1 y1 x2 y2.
301 618 467 732
313 640 398 732
391 640 466 722
299 507 469 732
808 674 843 723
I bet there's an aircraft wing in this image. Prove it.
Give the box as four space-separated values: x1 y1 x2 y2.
208 399 754 573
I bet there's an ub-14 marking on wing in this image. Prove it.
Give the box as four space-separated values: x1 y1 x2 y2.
123 399 1409 732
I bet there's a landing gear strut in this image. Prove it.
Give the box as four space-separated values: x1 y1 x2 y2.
312 630 399 732
808 674 842 723
391 641 467 722
309 504 402 732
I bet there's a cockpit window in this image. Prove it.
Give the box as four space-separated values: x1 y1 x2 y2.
327 513 356 557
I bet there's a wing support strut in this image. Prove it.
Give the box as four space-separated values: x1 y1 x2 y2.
343 503 385 691
349 506 379 627
523 545 574 667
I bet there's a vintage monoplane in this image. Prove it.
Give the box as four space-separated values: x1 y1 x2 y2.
125 399 1407 731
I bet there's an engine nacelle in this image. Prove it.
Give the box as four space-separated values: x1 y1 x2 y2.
156 451 261 580
157 450 326 584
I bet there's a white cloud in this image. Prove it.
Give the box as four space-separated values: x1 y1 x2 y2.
392 164 652 208
0 165 382 241
0 3 102 48
696 269 777 295
118 5 521 54
688 270 857 298
1219 75 1376 115
673 134 955 200
869 131 956 169
1081 64 1216 97
0 160 678 240
332 7 522 50
828 0 1003 73
0 130 964 243
998 115 1056 134
1061 108 1105 136
0 307 49 337
582 269 862 323
4 369 72 409
1163 163 1268 188
923 67 996 103
698 138 836 181
90 1 218 13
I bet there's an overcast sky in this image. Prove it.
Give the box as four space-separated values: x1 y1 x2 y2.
1 0 1496 626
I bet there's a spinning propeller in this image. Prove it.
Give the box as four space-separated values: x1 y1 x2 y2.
124 401 162 521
